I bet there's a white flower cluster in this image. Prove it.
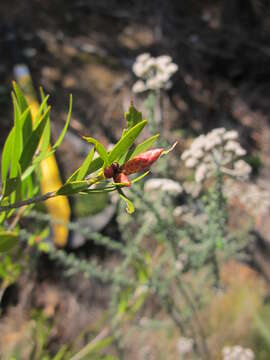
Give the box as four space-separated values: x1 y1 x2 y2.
132 53 178 93
224 179 270 219
181 128 251 183
144 178 183 195
177 336 194 355
222 346 254 360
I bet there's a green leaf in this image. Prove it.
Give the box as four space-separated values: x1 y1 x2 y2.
11 93 23 177
56 180 89 196
117 188 135 214
2 176 21 198
20 107 33 147
76 147 95 181
13 82 32 142
19 106 51 172
67 156 104 183
52 94 72 150
71 336 113 360
109 120 147 164
129 134 159 159
124 102 143 130
131 171 150 184
83 137 109 166
12 81 28 111
39 87 51 155
32 94 49 125
1 128 15 185
0 231 18 252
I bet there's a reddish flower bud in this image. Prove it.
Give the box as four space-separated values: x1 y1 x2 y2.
113 172 131 187
104 163 120 178
122 148 163 175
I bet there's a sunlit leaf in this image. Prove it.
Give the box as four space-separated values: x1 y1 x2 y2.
76 147 95 181
19 106 51 172
131 171 150 184
56 180 89 196
109 120 147 164
128 134 159 160
117 188 135 214
11 92 23 177
1 128 14 185
124 102 143 130
83 137 109 166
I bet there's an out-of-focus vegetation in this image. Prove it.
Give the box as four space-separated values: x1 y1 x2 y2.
2 1 270 359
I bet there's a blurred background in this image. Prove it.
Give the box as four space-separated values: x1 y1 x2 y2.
1 1 270 359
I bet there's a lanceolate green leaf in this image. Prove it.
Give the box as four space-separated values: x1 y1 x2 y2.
129 134 159 159
13 81 28 111
124 103 143 130
56 180 89 196
109 120 147 164
0 231 18 252
13 82 32 142
83 137 109 166
67 156 104 183
19 106 51 172
117 188 135 214
76 147 95 181
1 128 14 185
11 93 23 178
32 94 50 127
52 94 72 150
20 108 33 147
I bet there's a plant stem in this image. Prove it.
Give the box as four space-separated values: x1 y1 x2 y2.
0 191 56 212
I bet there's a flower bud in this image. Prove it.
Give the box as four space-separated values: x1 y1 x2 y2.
104 163 120 178
122 149 163 175
114 172 131 187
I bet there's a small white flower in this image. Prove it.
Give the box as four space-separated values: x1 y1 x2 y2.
156 55 172 66
177 337 194 355
195 163 208 183
136 53 151 63
233 160 251 179
181 149 191 161
185 157 198 168
222 345 254 360
144 178 183 195
132 80 146 93
223 130 238 141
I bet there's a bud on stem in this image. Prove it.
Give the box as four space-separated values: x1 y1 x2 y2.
122 149 163 175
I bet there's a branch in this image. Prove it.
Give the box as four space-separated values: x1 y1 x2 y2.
0 191 56 213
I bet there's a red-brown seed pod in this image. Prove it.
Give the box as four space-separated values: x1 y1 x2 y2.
113 172 131 187
122 148 163 175
104 163 120 178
